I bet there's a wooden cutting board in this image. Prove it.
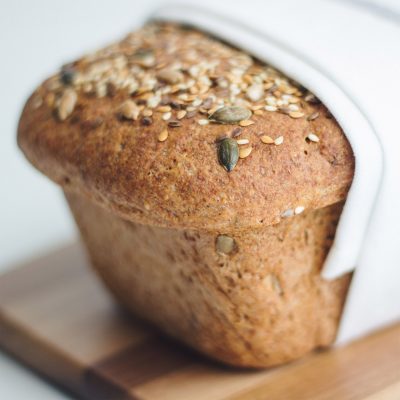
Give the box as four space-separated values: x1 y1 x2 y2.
1 243 400 400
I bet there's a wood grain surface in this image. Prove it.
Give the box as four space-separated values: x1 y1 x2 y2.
0 243 399 400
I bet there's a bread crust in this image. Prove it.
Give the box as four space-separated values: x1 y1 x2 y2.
66 190 350 368
18 23 354 232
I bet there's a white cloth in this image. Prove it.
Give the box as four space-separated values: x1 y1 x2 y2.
152 0 400 343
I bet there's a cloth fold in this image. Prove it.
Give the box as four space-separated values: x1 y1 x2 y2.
152 0 400 343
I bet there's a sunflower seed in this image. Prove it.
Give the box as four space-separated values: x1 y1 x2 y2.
236 139 249 145
307 112 320 121
131 48 156 68
157 68 184 84
209 106 251 124
261 135 274 144
142 109 153 117
218 138 239 172
307 133 320 142
120 100 139 120
57 89 77 121
168 120 182 128
157 105 172 113
158 129 168 142
289 111 304 119
239 146 252 159
177 110 187 119
295 206 305 215
246 83 264 102
239 119 255 127
231 127 242 137
162 112 172 121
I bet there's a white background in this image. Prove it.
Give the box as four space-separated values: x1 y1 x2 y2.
1 0 399 398
0 1 162 398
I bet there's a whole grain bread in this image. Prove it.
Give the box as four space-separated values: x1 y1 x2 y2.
18 23 355 367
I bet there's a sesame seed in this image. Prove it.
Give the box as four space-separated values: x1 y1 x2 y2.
239 147 252 159
236 139 249 145
260 135 274 144
158 129 168 142
264 105 277 112
307 133 320 142
239 119 255 127
307 112 320 121
274 136 284 145
197 119 209 126
295 206 305 215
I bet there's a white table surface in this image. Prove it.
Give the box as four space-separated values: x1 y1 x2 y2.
1 0 399 398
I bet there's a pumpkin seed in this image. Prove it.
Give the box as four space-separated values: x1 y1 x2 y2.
216 235 236 254
60 64 76 85
218 138 239 172
209 106 251 124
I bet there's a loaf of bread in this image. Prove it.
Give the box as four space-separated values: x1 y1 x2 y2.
18 23 354 367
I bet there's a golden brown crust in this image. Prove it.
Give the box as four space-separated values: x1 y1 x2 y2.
18 23 354 231
66 190 350 368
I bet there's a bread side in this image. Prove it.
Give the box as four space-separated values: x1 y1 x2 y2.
66 189 350 368
18 23 354 231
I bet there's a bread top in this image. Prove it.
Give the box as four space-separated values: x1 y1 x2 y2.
18 23 354 231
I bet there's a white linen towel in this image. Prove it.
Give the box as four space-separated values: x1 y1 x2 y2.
152 0 400 344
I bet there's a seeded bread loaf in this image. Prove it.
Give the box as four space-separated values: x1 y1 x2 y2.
18 23 354 367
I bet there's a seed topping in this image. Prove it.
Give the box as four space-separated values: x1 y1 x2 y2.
57 89 77 121
158 129 169 142
209 106 252 124
260 135 274 144
239 146 252 159
218 138 239 172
